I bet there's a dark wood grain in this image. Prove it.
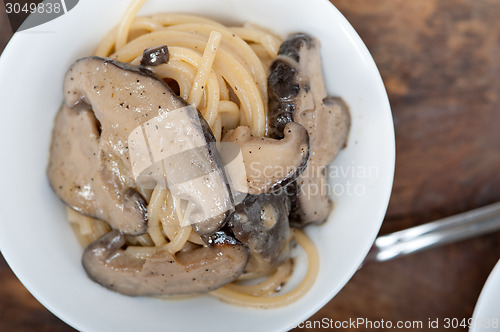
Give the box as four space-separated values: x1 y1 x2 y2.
1 1 500 331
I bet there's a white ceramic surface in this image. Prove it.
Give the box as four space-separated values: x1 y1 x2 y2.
0 0 395 331
471 259 500 331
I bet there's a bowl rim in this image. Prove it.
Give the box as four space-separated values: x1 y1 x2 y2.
471 258 500 332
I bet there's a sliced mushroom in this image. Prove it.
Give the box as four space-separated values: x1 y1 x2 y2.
268 33 351 226
48 56 233 235
227 191 291 274
128 104 234 236
222 122 309 195
48 105 148 235
82 230 249 296
291 97 350 227
289 165 331 228
140 45 169 67
268 33 315 139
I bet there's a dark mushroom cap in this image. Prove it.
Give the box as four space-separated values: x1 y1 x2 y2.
140 45 170 67
228 191 291 274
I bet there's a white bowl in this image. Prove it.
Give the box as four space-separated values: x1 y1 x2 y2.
0 0 394 331
471 259 500 332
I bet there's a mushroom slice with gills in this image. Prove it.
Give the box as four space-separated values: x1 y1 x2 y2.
267 33 351 226
48 56 233 235
82 230 249 296
222 122 309 195
227 191 291 275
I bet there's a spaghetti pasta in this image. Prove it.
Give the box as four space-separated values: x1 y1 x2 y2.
210 230 320 308
64 0 326 309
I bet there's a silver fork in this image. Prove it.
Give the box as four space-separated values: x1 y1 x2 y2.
363 202 500 264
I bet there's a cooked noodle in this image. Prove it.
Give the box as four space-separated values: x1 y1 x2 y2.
210 230 319 308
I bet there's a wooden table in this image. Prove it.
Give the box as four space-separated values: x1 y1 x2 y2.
1 1 500 331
